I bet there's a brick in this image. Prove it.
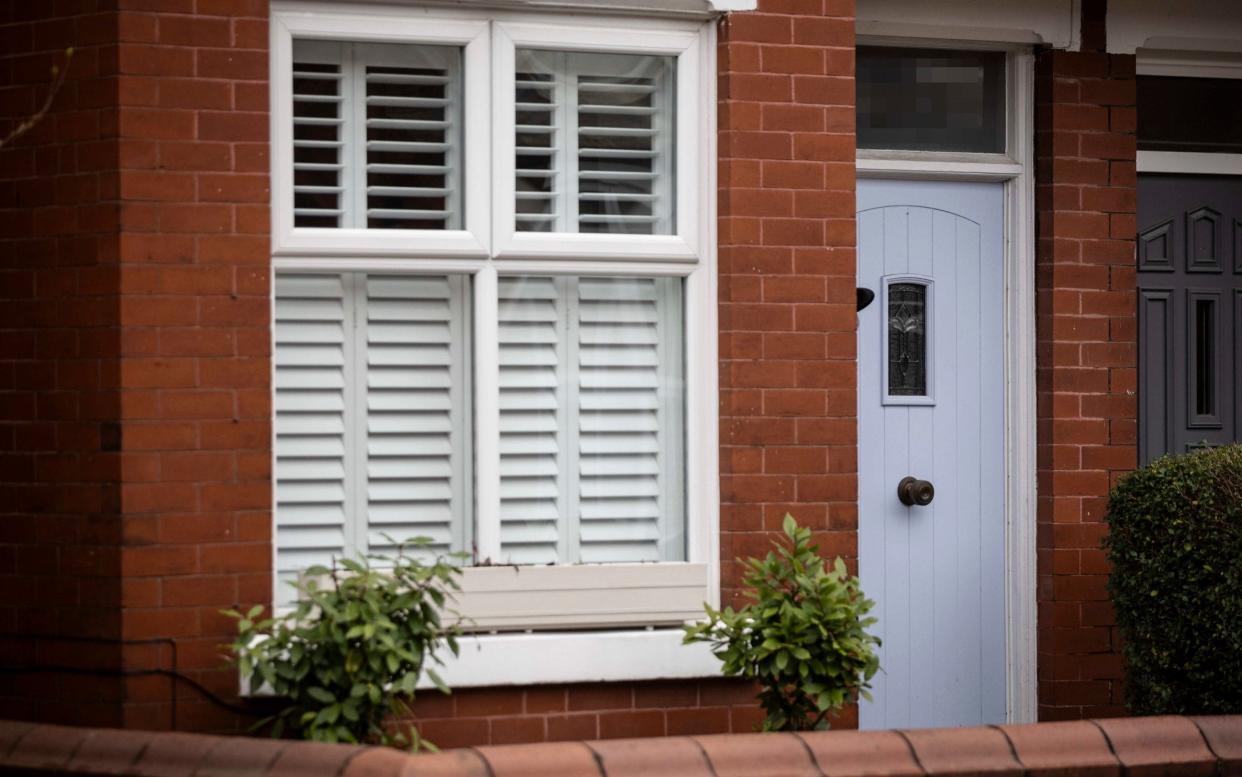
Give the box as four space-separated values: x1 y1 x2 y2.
1191 716 1242 777
195 49 267 80
761 45 824 75
761 160 824 190
726 13 792 44
762 103 824 131
489 717 546 746
1094 717 1217 777
193 736 289 777
792 75 853 106
118 108 194 140
198 173 268 203
479 742 600 777
546 714 598 742
798 730 922 777
268 742 369 777
198 111 267 142
457 689 525 718
590 737 714 777
904 727 1023 776
599 710 666 739
697 733 819 777
6 724 90 770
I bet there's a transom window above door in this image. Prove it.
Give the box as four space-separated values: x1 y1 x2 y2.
269 3 716 631
856 46 1006 154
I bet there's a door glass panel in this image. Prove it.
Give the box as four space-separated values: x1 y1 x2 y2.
857 47 1005 153
1194 297 1216 417
887 282 928 397
1138 76 1242 153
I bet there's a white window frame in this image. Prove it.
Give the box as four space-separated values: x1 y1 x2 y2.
269 1 720 685
491 19 705 261
271 6 491 258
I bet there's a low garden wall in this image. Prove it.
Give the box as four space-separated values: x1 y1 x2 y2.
4 715 1242 777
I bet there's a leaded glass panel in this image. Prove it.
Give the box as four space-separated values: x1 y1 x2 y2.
888 282 927 397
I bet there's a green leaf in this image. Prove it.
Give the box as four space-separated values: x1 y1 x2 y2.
426 668 449 694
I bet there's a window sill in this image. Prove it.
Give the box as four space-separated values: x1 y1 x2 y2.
419 627 721 689
238 627 722 696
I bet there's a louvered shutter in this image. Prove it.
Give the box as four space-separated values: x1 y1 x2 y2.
497 276 684 565
291 40 462 231
292 41 349 228
576 277 682 562
274 274 351 605
361 275 471 558
514 53 565 233
274 272 470 605
497 276 566 563
513 51 674 235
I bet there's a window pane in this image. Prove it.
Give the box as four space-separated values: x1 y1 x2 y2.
1194 297 1216 417
888 282 928 396
515 50 676 235
273 272 472 605
292 40 464 230
1138 76 1242 153
497 275 685 564
857 46 1005 153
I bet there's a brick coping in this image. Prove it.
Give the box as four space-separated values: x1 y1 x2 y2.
3 715 1242 776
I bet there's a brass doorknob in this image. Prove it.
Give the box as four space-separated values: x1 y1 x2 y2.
897 476 935 507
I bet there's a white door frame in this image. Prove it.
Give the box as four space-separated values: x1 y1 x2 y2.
855 40 1038 724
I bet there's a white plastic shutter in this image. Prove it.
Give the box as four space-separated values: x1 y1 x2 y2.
360 275 471 558
274 274 351 603
274 272 471 606
497 276 684 565
292 40 462 230
497 276 568 563
514 51 675 235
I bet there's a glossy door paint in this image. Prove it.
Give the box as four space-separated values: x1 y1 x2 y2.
1137 174 1242 462
857 179 1007 729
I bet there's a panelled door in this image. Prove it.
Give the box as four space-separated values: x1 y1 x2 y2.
857 179 1007 729
1138 174 1242 462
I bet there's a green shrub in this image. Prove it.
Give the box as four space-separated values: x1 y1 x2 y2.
683 515 880 731
1104 444 1242 714
223 538 462 748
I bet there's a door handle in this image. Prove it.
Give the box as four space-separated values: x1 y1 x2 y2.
897 476 935 506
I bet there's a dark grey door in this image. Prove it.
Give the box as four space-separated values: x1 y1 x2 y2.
1137 174 1242 462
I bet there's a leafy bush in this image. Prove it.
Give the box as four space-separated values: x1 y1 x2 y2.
684 515 880 731
1104 444 1242 714
224 538 462 748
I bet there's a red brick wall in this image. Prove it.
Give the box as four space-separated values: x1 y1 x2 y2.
111 0 273 732
1033 38 1137 718
0 2 125 726
717 0 858 603
405 680 763 748
2 0 864 739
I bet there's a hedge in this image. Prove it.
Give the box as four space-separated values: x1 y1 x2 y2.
1104 444 1242 714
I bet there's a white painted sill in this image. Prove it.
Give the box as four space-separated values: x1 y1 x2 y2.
245 563 720 694
238 627 722 695
420 627 721 689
